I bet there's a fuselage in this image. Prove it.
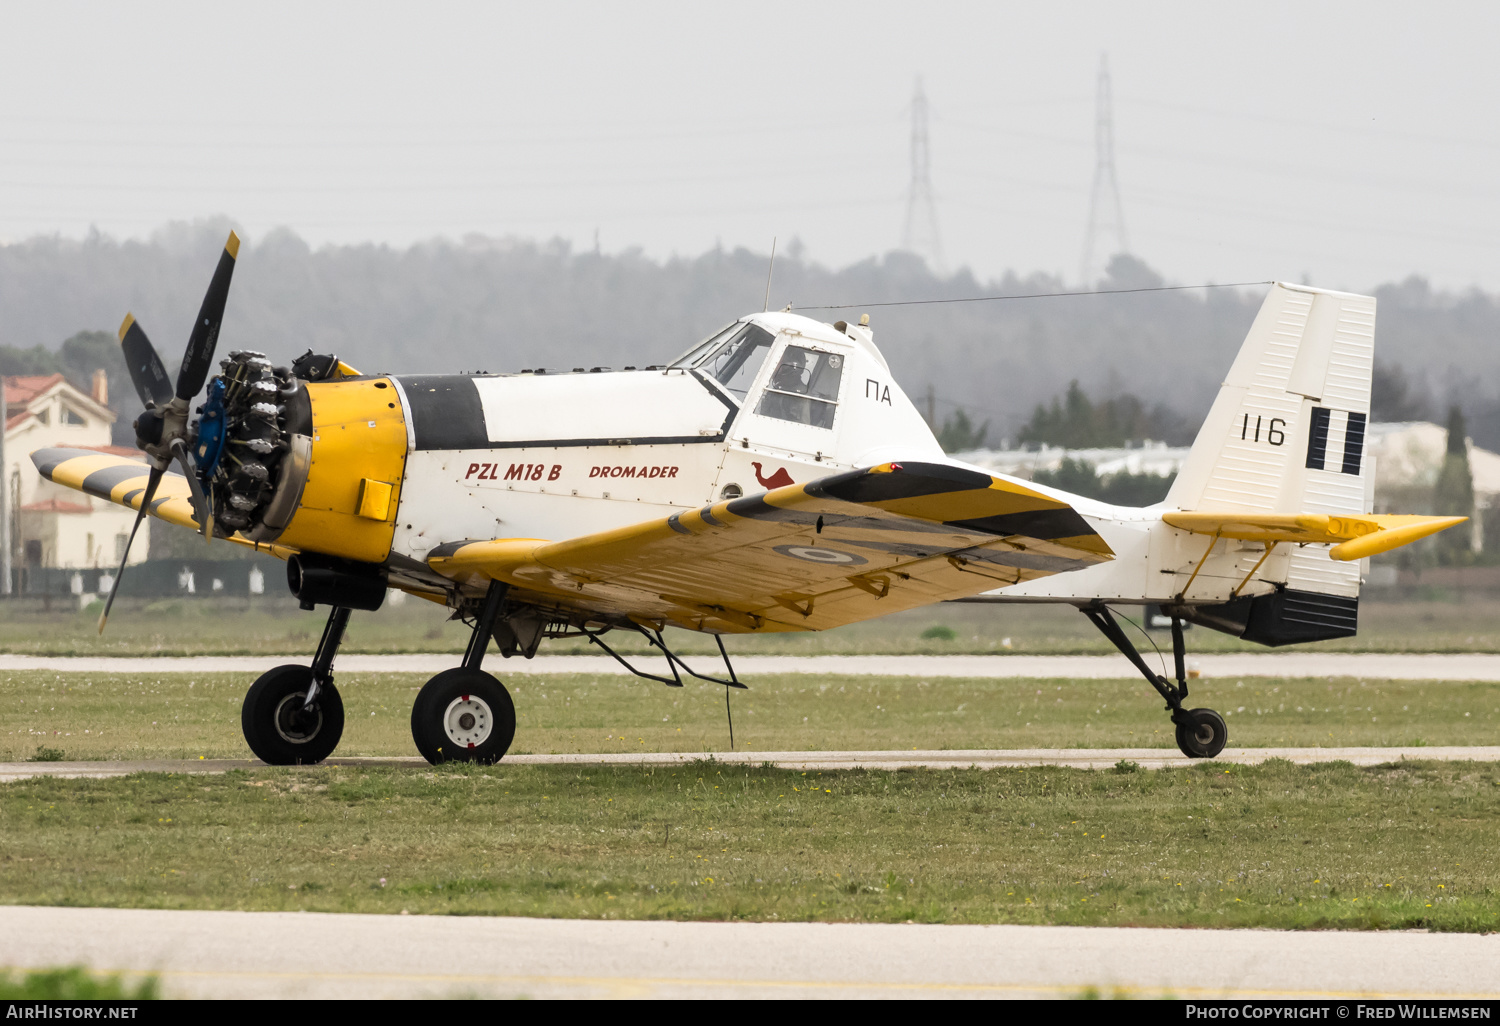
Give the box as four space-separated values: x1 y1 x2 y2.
270 312 949 601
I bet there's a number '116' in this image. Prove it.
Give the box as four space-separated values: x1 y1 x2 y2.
1242 414 1286 446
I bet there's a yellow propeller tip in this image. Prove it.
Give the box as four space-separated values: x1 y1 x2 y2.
96 615 108 635
225 231 241 259
117 313 135 341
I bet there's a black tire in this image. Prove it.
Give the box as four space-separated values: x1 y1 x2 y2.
410 667 516 766
1175 707 1228 759
241 664 345 765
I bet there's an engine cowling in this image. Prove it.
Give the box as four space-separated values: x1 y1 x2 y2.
199 357 408 565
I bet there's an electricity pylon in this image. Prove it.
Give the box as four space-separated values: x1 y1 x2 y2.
902 77 944 272
1079 54 1129 285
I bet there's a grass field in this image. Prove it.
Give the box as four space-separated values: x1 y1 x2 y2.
5 669 1499 762
5 595 1500 656
2 760 1497 931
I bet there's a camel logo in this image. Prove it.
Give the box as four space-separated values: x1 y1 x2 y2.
751 462 794 489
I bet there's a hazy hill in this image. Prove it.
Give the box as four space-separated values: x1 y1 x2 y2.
3 221 1494 445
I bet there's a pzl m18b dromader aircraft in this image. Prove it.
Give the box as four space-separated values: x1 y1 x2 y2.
31 233 1464 765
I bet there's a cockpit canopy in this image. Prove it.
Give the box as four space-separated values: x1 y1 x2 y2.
670 321 847 430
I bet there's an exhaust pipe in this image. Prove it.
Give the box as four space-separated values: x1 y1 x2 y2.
287 554 387 611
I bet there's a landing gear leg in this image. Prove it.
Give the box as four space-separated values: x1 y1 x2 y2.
241 605 350 765
410 580 517 765
1080 604 1227 759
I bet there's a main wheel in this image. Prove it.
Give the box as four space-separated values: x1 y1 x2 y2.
242 664 345 765
1175 707 1228 759
410 667 516 765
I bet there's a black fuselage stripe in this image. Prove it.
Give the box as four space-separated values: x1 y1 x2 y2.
1342 411 1366 475
396 375 488 450
1305 406 1331 470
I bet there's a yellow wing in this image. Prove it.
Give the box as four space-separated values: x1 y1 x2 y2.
427 461 1113 634
1162 511 1467 561
33 447 200 529
30 446 271 553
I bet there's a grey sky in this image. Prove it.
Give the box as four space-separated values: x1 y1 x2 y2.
3 1 1498 291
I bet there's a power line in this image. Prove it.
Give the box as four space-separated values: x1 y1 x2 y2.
794 280 1273 312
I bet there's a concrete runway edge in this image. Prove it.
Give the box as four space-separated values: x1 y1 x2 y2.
2 905 1497 999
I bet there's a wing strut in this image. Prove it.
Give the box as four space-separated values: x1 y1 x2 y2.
581 625 748 690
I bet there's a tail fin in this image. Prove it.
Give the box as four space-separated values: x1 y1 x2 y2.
1167 282 1375 599
1167 282 1374 518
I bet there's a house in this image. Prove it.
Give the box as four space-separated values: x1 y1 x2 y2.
1365 421 1499 552
3 371 149 571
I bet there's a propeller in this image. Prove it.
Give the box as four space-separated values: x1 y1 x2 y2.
96 465 164 634
118 314 173 408
100 231 241 633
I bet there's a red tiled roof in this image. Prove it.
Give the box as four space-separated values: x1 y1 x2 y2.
20 499 93 514
3 374 66 406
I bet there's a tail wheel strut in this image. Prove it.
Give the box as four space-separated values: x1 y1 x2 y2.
1080 603 1228 759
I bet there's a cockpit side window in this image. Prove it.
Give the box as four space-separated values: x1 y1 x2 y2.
693 323 776 400
754 345 845 429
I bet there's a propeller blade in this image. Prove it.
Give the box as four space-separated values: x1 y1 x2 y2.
170 438 213 545
175 231 240 401
117 314 173 408
97 464 164 634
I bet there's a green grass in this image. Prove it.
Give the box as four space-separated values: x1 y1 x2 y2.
0 968 158 1000
4 669 1498 762
2 760 1498 930
6 596 1500 656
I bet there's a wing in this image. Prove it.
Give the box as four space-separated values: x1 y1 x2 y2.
428 461 1113 633
31 446 204 530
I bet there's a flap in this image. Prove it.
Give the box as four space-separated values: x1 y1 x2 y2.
428 461 1113 633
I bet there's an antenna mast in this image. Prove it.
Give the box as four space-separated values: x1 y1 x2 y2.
902 78 944 272
1079 54 1129 285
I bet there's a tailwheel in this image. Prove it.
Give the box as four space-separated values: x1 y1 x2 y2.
411 667 516 765
1175 708 1228 759
242 664 345 765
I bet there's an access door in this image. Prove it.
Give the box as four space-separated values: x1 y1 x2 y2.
728 337 850 462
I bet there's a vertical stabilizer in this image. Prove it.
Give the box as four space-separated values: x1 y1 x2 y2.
1167 282 1374 516
1166 282 1375 598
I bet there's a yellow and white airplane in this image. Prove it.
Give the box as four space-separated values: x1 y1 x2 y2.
31 233 1464 765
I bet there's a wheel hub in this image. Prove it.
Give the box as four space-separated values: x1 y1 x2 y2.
443 694 493 749
272 692 323 744
1194 723 1215 745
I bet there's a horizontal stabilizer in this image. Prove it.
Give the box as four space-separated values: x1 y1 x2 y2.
1163 511 1467 562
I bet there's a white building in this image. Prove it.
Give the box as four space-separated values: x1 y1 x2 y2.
1365 421 1498 551
952 440 1191 482
4 372 149 570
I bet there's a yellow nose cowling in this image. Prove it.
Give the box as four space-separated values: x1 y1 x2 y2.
274 377 408 564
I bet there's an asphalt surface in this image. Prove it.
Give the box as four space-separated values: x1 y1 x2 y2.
2 905 1496 999
5 651 1500 678
3 745 1497 782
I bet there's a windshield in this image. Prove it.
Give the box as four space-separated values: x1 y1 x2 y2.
668 322 739 369
691 323 776 400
